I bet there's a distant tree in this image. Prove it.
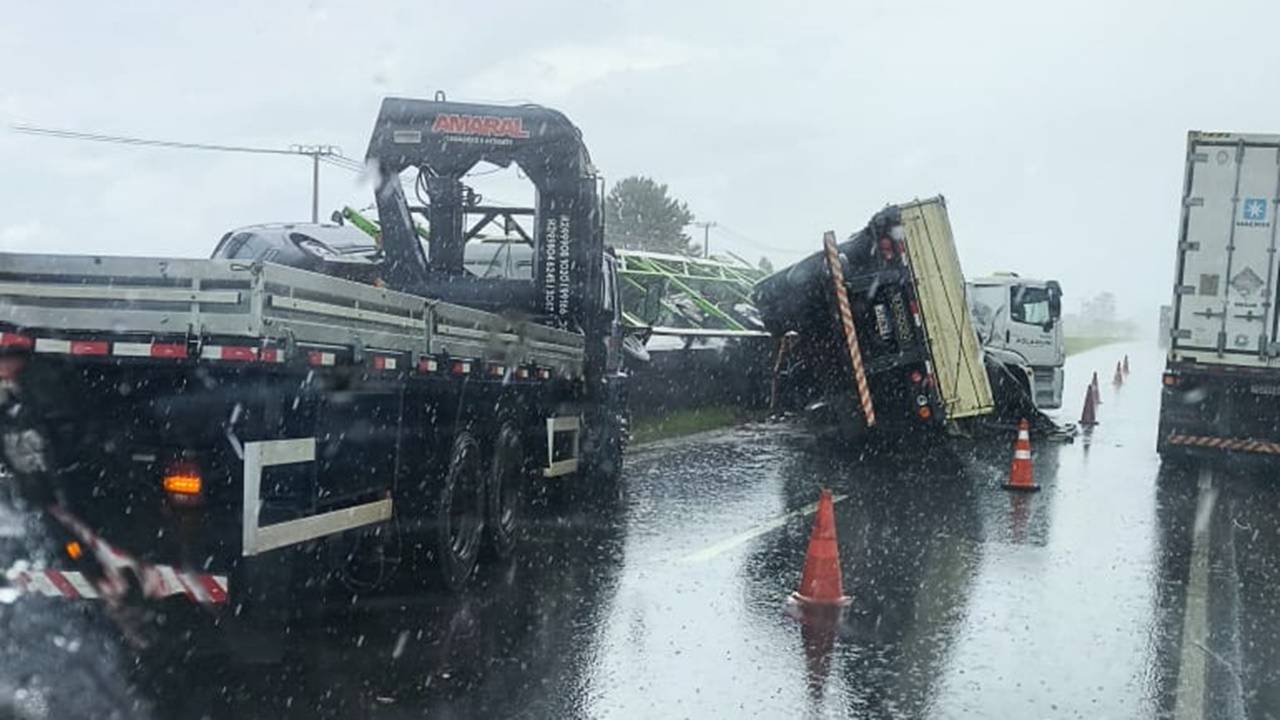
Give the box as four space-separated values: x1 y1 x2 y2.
604 176 696 254
1080 292 1118 325
758 256 775 274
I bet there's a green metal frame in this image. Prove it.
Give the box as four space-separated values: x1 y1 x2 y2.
615 250 768 334
330 211 767 338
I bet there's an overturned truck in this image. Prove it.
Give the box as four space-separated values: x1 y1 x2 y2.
754 196 1048 440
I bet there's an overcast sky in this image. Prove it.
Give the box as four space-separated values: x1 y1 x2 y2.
4 0 1280 324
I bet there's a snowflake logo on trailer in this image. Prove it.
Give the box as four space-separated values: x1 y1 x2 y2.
1243 198 1267 222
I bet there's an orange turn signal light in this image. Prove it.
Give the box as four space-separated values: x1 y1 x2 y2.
64 541 83 560
163 462 202 496
917 406 932 419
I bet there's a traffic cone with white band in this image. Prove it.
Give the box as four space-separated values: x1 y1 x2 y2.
1002 419 1040 492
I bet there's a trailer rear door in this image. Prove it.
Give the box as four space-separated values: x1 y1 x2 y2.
1173 132 1280 367
897 197 995 419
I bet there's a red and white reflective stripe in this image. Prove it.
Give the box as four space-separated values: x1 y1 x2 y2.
0 332 33 349
908 299 923 328
6 564 228 604
112 341 189 358
308 351 336 367
923 359 937 387
34 338 109 356
487 363 505 377
201 345 258 362
141 564 226 603
371 355 398 371
71 340 108 355
418 357 439 373
6 568 99 599
147 564 191 601
536 367 551 380
196 573 229 603
821 231 876 427
259 347 284 363
1167 433 1280 454
451 360 472 375
515 367 530 379
30 506 230 605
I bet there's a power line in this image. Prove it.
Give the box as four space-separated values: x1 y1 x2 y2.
11 124 343 222
715 222 797 255
322 154 367 172
11 124 320 157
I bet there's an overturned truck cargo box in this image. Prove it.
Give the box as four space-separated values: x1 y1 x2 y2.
754 196 993 438
896 198 993 420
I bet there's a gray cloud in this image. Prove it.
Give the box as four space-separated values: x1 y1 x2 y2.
4 0 1279 322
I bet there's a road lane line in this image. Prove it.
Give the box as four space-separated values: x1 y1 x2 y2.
678 493 848 564
1217 494 1248 719
1174 466 1214 720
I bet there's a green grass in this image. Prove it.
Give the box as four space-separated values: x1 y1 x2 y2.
1065 336 1126 356
630 406 740 445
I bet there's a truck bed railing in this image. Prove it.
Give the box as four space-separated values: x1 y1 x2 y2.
0 252 584 377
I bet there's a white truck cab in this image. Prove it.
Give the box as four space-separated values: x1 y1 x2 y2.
966 274 1065 409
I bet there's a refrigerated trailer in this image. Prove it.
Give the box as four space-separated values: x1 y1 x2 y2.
1159 131 1280 456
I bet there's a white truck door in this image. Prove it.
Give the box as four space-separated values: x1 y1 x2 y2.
1176 135 1280 363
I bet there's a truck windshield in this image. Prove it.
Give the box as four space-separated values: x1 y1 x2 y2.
1010 285 1055 325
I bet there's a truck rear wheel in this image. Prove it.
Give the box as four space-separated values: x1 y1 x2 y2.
485 422 525 560
436 430 485 592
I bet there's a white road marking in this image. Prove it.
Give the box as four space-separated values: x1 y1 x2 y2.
678 493 848 564
1174 465 1214 720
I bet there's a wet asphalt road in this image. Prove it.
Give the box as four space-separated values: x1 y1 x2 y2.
9 340 1280 719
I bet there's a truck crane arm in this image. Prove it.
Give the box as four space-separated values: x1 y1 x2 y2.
365 96 603 331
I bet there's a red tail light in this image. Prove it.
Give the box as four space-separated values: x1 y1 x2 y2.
1162 373 1179 387
878 237 895 261
909 370 924 384
917 406 932 419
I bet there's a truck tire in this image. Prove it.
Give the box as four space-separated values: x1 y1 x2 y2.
484 422 525 560
436 430 485 592
580 411 627 506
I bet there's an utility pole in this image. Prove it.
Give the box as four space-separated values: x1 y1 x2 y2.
291 145 340 223
694 221 717 258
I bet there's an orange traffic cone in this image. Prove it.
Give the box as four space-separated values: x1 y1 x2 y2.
791 489 852 607
1123 355 1130 376
1091 371 1102 405
1002 419 1040 492
1113 361 1124 387
1079 384 1098 426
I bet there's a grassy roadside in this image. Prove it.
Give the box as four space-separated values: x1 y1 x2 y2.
630 406 741 445
1065 336 1127 356
630 335 1131 444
